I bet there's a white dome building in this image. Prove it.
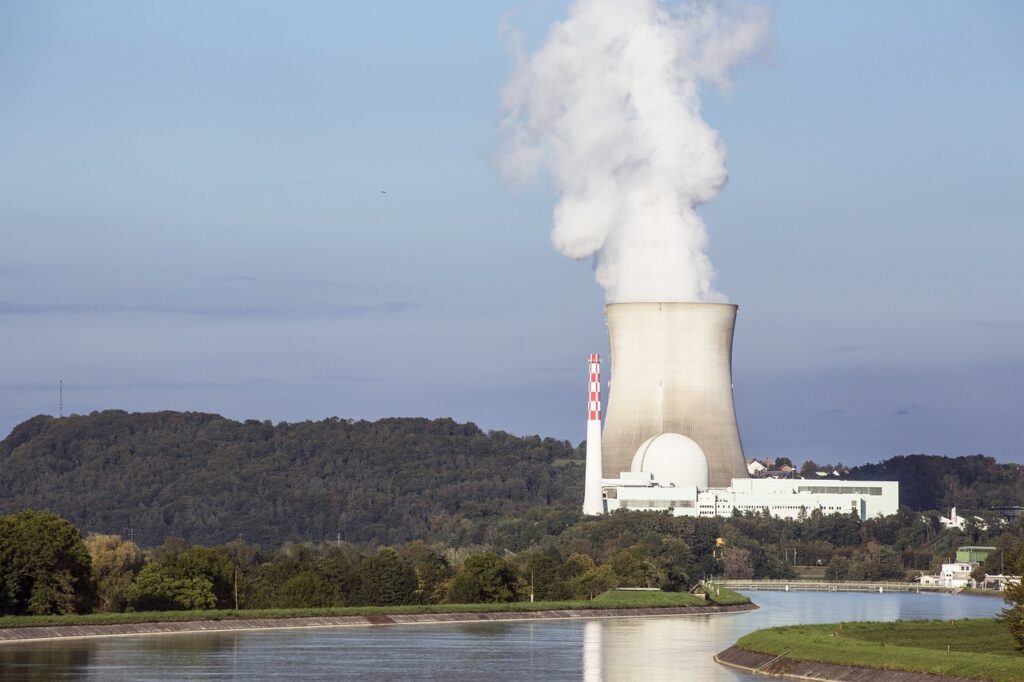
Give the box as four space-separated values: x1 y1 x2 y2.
630 433 709 489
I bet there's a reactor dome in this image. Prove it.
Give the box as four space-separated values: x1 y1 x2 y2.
630 433 709 489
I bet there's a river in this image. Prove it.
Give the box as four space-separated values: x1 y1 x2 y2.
0 592 1008 681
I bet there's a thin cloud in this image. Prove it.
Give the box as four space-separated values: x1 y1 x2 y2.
0 377 381 391
0 300 416 318
204 275 349 289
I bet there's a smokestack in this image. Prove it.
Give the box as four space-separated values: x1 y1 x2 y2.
582 352 604 515
601 302 746 487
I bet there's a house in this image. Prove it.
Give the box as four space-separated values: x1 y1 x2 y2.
939 507 966 531
939 561 974 589
746 459 767 477
979 574 1021 592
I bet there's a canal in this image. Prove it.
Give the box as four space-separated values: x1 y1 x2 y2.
0 592 1007 681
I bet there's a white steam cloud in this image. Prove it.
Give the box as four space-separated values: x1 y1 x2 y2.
499 0 770 303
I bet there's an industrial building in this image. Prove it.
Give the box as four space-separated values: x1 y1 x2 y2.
603 467 899 519
582 302 899 520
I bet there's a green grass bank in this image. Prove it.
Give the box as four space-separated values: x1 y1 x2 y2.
735 618 1023 682
0 588 749 630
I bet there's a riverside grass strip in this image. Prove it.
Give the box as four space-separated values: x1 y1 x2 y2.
0 602 758 644
0 588 749 631
730 619 1023 682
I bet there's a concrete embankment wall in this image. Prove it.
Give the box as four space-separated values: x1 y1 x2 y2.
0 603 757 644
715 644 981 682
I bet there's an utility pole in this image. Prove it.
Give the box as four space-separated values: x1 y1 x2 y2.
59 379 63 418
234 568 239 610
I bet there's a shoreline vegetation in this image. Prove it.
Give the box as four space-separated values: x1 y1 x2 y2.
720 618 1023 682
0 590 753 643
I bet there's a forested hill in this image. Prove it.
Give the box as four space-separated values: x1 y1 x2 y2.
848 454 1023 512
0 411 584 547
2 411 1021 550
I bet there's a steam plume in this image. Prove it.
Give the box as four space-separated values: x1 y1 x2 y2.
499 0 769 303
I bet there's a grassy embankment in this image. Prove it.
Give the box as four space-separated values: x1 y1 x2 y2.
0 588 749 630
736 619 1023 682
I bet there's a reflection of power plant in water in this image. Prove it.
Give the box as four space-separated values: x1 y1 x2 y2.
585 615 740 681
582 302 899 519
582 620 601 682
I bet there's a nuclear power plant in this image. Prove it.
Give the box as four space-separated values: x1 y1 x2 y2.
583 302 899 520
601 302 746 486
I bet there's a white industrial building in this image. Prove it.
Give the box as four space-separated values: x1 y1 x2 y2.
596 433 898 518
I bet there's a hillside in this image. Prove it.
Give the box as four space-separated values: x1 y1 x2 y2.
848 454 1023 512
1 412 1021 550
0 411 584 547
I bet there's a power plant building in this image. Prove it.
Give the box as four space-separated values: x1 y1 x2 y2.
583 302 899 520
603 465 899 519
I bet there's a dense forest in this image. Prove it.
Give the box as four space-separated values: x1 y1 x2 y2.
848 454 1024 511
0 411 1021 548
0 411 582 547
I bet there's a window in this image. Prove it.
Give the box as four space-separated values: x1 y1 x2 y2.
798 486 883 496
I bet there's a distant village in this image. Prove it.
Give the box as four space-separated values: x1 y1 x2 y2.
744 458 849 480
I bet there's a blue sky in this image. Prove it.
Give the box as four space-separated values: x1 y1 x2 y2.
1 1 1021 465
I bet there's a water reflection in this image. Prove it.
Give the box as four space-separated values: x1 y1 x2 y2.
583 619 601 682
0 643 94 682
0 593 1007 681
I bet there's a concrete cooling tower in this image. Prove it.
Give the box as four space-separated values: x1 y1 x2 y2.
601 302 747 488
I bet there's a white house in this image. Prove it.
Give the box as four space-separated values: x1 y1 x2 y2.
938 561 974 589
746 460 767 476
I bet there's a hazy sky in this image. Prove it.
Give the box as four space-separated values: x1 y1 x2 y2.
2 1 1021 466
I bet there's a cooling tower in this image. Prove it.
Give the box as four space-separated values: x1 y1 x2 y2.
601 302 747 487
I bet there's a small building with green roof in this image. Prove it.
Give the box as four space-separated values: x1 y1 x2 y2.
955 546 996 563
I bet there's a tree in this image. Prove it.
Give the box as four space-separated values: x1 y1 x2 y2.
606 546 662 587
446 553 522 603
358 548 418 606
0 510 94 615
275 571 334 608
572 564 617 599
774 457 793 469
721 547 754 579
1000 543 1024 649
399 541 453 604
519 548 570 600
168 546 235 608
825 556 849 581
800 460 819 478
128 563 216 611
128 543 235 611
85 534 142 612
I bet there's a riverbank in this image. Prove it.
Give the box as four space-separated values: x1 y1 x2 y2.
0 590 755 644
716 619 1023 682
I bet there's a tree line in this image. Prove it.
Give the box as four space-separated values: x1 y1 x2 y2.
1 411 1021 550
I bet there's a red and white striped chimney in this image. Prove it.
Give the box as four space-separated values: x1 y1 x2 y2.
587 352 601 421
582 352 604 515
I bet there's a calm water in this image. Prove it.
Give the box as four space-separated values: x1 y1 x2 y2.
0 592 1007 681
